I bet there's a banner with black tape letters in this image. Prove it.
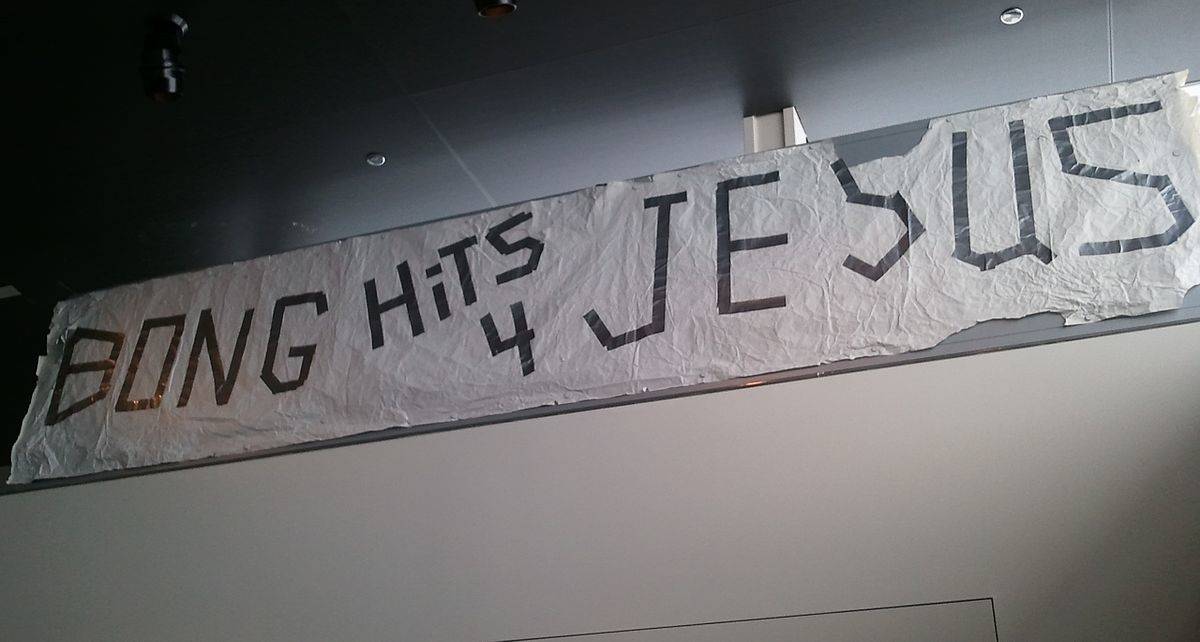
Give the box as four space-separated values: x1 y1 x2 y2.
10 73 1200 483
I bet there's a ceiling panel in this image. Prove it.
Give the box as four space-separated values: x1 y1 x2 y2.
5 4 491 297
5 2 403 157
338 0 796 93
413 25 744 207
18 94 493 296
710 0 1112 137
1111 0 1200 82
415 0 1111 207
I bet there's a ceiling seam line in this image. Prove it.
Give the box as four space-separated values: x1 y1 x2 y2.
1106 0 1115 83
327 6 501 205
408 96 498 207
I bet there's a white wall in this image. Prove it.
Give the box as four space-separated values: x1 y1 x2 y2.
2 322 1198 640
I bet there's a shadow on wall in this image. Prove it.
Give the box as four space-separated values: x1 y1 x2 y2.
993 389 1200 640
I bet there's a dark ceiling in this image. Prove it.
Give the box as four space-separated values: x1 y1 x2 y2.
2 0 1198 457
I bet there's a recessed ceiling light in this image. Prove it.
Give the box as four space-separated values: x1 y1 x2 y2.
475 0 517 18
1000 7 1024 25
365 152 386 167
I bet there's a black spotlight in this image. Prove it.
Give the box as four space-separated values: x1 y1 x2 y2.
141 14 188 102
475 0 517 18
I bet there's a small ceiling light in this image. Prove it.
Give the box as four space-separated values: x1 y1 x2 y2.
999 7 1024 25
365 152 387 167
475 0 517 18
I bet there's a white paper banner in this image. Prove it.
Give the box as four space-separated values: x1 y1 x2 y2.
11 73 1200 483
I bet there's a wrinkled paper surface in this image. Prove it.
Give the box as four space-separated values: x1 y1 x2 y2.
11 73 1200 483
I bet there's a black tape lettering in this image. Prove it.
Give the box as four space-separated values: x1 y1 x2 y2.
585 191 687 349
364 261 424 349
830 159 926 281
952 120 1054 270
45 328 125 425
431 283 451 320
438 236 479 306
1048 101 1194 254
115 315 187 412
425 264 452 321
716 171 787 314
177 308 254 407
486 212 544 285
480 302 535 376
261 292 329 394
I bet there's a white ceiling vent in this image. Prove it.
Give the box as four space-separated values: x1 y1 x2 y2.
743 106 807 154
